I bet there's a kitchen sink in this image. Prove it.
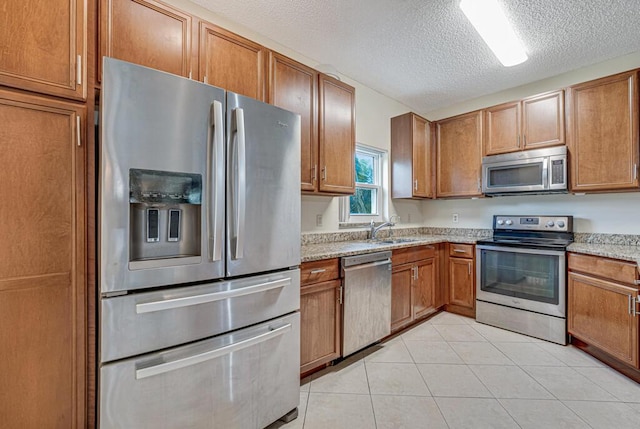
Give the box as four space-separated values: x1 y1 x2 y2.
376 238 418 244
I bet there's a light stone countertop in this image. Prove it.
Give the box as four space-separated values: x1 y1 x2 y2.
302 234 640 269
567 242 640 266
301 234 479 262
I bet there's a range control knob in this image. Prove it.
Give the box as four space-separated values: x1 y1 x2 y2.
546 221 555 227
505 219 513 226
556 220 565 228
497 219 505 225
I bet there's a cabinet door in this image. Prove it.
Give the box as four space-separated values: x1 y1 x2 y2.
101 0 192 80
1 0 86 100
436 111 483 197
449 257 475 310
522 90 565 150
484 101 520 155
318 73 356 194
567 71 639 191
412 115 433 198
198 22 265 101
391 264 413 332
568 272 639 367
268 52 318 192
300 280 341 373
0 90 86 427
413 258 436 319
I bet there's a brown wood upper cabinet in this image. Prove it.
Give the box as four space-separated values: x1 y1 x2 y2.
267 52 318 192
100 0 193 81
567 70 640 192
0 89 87 427
568 253 639 368
483 90 565 156
391 112 434 199
1 0 87 100
198 22 266 101
317 73 356 195
436 111 483 198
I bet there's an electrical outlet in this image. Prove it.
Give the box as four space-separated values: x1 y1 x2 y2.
452 213 459 223
316 214 323 227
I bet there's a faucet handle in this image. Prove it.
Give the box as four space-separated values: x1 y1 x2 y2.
389 214 401 225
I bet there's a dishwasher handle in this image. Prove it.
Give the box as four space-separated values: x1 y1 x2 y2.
343 259 391 273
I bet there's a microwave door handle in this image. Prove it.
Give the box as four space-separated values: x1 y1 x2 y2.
209 100 224 261
542 157 550 189
233 108 246 260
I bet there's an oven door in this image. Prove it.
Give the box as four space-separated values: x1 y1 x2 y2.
476 245 566 317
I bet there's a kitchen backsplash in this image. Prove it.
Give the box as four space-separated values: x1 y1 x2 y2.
302 228 640 247
301 227 491 245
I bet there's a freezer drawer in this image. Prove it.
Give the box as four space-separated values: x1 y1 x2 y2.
100 312 300 429
101 269 300 362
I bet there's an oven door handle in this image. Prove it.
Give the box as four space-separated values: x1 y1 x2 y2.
476 244 566 257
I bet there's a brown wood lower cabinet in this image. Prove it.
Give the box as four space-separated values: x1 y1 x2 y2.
391 246 439 332
568 253 640 369
300 259 342 374
446 244 475 318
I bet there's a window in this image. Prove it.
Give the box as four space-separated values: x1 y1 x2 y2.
350 144 383 216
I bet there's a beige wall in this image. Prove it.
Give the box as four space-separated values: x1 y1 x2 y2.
164 1 640 234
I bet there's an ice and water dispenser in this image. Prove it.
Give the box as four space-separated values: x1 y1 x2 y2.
129 169 202 262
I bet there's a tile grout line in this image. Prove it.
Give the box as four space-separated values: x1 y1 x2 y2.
362 351 378 429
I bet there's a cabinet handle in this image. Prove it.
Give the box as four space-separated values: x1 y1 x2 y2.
322 166 327 181
76 116 81 147
76 55 82 85
477 178 481 191
630 295 637 317
468 262 471 276
634 279 640 285
204 75 208 84
310 268 326 274
312 165 317 182
523 134 526 146
517 135 520 147
634 163 638 181
453 249 466 253
414 179 418 190
338 286 343 305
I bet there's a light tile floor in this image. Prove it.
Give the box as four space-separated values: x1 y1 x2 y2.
267 312 640 429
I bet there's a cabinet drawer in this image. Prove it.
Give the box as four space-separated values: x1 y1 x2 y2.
568 253 638 285
449 243 474 258
392 245 436 266
301 259 340 285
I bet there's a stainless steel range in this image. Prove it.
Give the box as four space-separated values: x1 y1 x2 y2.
476 215 574 344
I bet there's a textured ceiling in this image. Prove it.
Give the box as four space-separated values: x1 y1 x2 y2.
192 0 640 114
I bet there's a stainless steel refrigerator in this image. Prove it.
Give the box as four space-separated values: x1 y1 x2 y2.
98 58 301 429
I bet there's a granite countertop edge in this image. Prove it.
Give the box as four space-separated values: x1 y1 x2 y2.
302 236 640 268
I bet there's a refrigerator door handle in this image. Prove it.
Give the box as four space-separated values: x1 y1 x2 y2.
209 100 225 261
233 107 246 260
135 278 291 314
135 323 292 379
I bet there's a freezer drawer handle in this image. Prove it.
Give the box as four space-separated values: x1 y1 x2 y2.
135 278 291 314
135 323 292 379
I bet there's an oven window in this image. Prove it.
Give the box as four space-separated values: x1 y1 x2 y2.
480 249 559 304
488 163 542 187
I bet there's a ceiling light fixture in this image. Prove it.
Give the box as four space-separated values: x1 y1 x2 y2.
459 0 528 67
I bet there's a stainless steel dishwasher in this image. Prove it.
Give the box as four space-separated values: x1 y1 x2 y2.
341 251 392 356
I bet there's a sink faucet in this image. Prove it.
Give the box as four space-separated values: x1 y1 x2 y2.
369 219 395 240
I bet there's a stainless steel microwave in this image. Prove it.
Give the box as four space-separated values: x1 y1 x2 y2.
482 146 567 195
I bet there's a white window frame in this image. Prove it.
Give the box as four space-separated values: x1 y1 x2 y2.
341 143 387 224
